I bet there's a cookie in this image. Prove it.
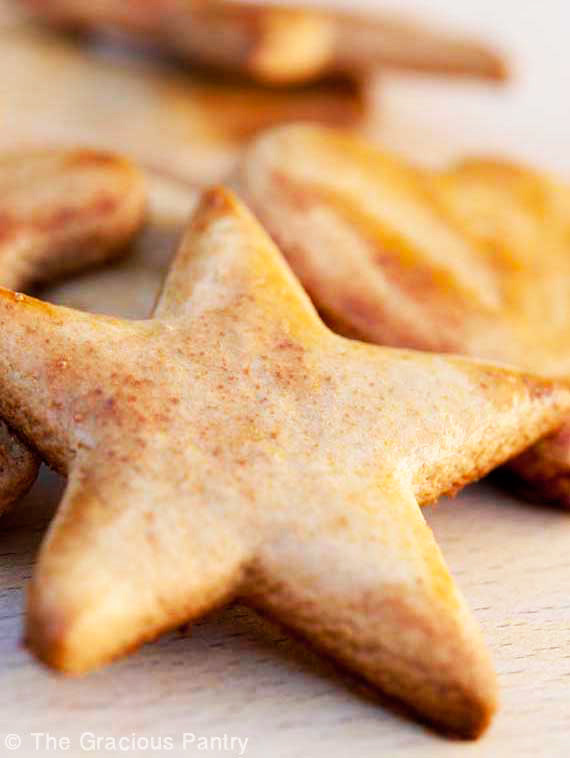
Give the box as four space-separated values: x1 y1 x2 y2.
432 159 570 503
42 171 197 319
0 149 146 289
1 188 569 737
21 0 507 84
235 124 570 505
0 425 38 513
0 147 146 511
0 25 364 186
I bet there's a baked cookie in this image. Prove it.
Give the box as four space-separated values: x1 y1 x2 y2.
0 147 146 511
0 149 146 289
0 0 29 28
433 159 570 503
235 124 570 505
0 25 364 186
1 188 569 737
0 425 38 514
43 171 197 318
21 0 507 84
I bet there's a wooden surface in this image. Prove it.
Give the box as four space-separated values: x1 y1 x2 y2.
3 478 570 757
1 1 570 756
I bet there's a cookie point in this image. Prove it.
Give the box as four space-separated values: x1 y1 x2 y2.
201 186 238 212
443 679 498 740
25 590 75 673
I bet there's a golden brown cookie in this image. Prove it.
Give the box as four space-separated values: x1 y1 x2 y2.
0 24 364 186
0 0 27 28
1 188 569 737
42 171 197 319
0 425 38 513
432 159 570 503
0 147 146 511
0 149 146 289
21 0 507 84
235 124 570 505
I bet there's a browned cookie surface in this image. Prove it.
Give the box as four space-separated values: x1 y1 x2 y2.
42 171 197 319
0 23 364 186
0 423 38 513
0 149 146 290
0 147 146 511
236 124 570 504
1 188 570 737
21 0 507 84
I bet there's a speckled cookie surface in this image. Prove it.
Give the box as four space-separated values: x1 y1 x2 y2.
236 124 570 505
42 171 197 319
1 188 569 738
0 147 146 511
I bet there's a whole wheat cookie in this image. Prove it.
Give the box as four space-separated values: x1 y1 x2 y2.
43 171 197 319
0 425 38 514
0 149 146 289
21 0 507 85
235 124 570 506
0 188 569 738
0 147 146 511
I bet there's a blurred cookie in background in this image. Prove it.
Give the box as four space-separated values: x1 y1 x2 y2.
41 171 197 319
3 0 508 187
0 145 146 512
0 0 30 28
0 20 365 187
0 148 146 290
20 0 507 85
235 123 570 506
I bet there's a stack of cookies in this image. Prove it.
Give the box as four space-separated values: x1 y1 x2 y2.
1 0 567 744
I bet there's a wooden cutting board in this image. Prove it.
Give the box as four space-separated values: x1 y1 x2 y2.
1 1 569 757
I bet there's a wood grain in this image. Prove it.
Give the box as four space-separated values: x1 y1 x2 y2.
2 477 570 757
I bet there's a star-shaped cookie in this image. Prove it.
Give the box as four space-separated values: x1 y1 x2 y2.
0 147 146 511
22 0 507 84
0 188 568 738
236 124 570 505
